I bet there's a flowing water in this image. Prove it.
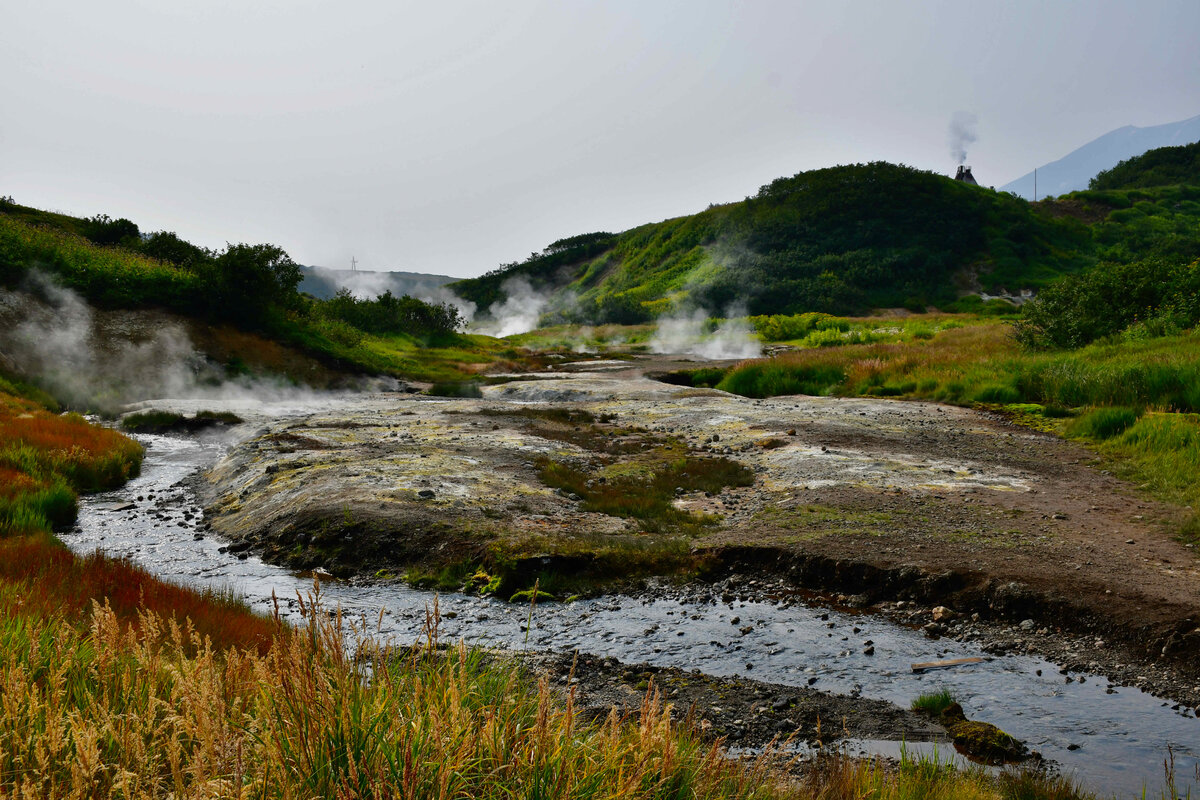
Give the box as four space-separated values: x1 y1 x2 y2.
63 424 1200 798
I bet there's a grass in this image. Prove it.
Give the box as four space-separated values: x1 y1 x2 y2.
1068 407 1143 440
536 454 753 534
911 688 959 716
0 390 143 535
0 583 795 799
121 409 244 433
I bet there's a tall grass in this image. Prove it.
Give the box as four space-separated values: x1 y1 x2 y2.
715 323 1200 412
0 585 794 799
0 393 143 535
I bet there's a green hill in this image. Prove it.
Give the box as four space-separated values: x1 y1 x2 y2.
0 197 512 394
452 162 1096 323
1089 140 1200 191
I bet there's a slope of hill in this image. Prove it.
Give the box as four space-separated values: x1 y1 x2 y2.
0 198 511 395
452 161 1093 323
1000 113 1200 199
1089 140 1200 191
298 265 455 301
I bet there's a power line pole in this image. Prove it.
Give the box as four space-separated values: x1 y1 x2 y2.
350 256 358 272
1034 168 1038 202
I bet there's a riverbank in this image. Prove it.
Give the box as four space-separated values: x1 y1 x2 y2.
192 358 1200 702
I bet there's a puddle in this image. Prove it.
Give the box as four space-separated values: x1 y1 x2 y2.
64 430 1200 799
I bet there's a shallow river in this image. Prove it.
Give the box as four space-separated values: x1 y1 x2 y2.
64 423 1200 798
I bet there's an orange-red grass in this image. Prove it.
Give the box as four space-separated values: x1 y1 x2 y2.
0 466 46 498
0 396 143 492
0 534 279 654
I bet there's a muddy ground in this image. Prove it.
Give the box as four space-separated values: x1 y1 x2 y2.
517 649 944 749
194 355 1200 706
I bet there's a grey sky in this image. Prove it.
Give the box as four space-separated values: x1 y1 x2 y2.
3 1 1198 278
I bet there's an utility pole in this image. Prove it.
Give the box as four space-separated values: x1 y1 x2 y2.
350 256 358 272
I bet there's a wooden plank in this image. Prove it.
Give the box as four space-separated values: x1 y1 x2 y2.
911 657 986 673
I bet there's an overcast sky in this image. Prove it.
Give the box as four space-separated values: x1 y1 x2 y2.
3 1 1198 278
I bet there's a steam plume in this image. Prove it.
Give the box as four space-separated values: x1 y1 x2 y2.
0 272 390 413
472 277 549 338
948 111 978 165
649 306 761 360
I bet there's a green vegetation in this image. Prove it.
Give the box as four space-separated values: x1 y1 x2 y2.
452 150 1200 343
536 454 753 534
453 161 1094 323
426 380 484 397
911 688 959 717
1015 257 1200 348
0 200 511 384
121 409 244 433
1090 140 1200 191
0 386 143 536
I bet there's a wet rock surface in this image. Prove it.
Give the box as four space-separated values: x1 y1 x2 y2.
518 650 944 748
197 359 1200 686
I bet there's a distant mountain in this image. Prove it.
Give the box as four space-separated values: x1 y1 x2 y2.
1001 113 1200 199
298 265 455 301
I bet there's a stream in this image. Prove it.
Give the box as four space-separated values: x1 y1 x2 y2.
63 419 1200 799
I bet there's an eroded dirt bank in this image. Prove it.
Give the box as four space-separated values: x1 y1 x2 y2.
197 358 1200 697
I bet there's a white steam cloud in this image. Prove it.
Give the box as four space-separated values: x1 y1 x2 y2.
0 272 396 412
472 277 550 338
949 111 978 165
649 306 761 360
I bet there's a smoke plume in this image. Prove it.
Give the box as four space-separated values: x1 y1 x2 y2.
948 111 978 165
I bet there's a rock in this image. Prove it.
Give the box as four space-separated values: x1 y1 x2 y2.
863 646 875 656
1019 619 1037 631
941 703 1028 764
417 489 436 499
931 605 956 622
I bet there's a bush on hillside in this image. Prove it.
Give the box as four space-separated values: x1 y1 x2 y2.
200 243 302 326
81 214 140 247
322 288 463 338
1090 141 1200 191
1014 257 1200 349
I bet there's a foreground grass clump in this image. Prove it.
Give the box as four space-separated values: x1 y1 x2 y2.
0 589 791 800
0 533 277 654
911 688 959 717
796 750 1094 800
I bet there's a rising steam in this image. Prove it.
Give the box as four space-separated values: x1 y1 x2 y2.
0 272 391 413
948 111 978 165
471 277 550 338
649 306 761 360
